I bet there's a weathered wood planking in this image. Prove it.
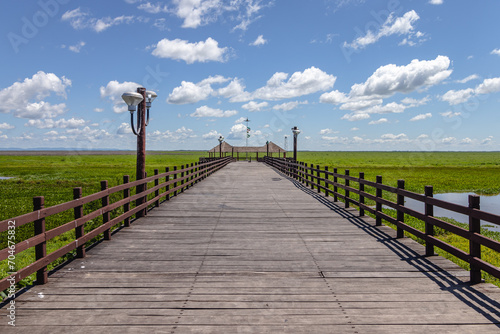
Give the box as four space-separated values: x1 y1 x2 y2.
2 161 500 333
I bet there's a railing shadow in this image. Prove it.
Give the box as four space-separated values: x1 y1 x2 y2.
269 166 500 326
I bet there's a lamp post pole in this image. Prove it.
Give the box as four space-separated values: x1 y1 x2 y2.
218 135 224 158
136 87 146 199
122 87 157 219
292 126 301 162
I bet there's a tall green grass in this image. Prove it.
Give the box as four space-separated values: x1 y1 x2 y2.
0 151 207 299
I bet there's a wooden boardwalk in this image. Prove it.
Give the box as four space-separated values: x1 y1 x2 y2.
4 161 500 333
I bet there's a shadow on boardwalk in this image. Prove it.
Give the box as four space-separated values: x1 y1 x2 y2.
273 167 500 327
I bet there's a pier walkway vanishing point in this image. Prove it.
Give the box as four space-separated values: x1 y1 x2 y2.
3 161 500 333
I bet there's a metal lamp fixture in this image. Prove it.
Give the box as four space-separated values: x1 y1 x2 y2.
121 89 157 136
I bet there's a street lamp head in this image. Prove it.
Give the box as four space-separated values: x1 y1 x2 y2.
145 91 157 108
122 92 144 113
218 135 224 143
292 126 301 136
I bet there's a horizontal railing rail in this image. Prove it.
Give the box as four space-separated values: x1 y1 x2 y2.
264 156 500 284
0 157 232 292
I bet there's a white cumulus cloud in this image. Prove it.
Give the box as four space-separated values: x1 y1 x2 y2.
100 80 140 113
410 113 432 121
345 10 420 49
0 71 71 119
190 105 238 118
152 37 228 64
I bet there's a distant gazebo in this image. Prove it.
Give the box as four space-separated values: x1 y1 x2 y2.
208 141 287 160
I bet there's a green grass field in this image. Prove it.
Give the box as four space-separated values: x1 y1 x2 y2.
1 151 499 299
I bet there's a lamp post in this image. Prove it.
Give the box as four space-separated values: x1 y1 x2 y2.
291 126 301 162
218 135 224 158
121 88 157 218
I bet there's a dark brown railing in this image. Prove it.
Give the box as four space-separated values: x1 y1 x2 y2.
0 157 232 292
265 156 500 284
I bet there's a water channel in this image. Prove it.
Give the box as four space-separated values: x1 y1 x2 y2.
403 192 500 233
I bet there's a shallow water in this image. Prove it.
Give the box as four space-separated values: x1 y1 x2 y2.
0 176 12 180
404 193 500 233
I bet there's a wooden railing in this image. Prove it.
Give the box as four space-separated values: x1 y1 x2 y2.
0 157 232 292
265 156 500 284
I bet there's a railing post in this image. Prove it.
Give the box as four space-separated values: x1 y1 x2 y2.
190 163 194 187
165 167 170 201
123 175 131 227
101 181 111 240
424 186 434 256
333 168 338 202
396 180 405 238
73 187 85 258
34 196 48 285
154 169 159 207
181 165 185 193
469 195 482 284
325 166 329 197
310 164 314 190
359 172 365 217
173 166 178 197
144 172 148 216
316 165 321 193
375 176 382 226
194 163 198 184
304 163 308 186
345 170 350 208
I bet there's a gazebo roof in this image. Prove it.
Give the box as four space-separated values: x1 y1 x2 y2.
208 141 286 153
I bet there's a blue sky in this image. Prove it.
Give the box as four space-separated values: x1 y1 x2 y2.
1 0 500 151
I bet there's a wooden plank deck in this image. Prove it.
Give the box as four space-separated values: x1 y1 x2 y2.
3 161 500 333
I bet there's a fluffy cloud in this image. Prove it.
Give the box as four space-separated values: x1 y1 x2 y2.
172 0 267 31
441 77 500 105
242 101 268 112
117 123 132 134
168 67 335 104
322 56 451 121
456 74 479 84
251 67 336 101
168 81 213 104
152 37 228 64
319 90 348 104
0 71 71 119
100 80 140 113
228 123 248 139
190 105 238 118
369 118 388 125
62 7 135 33
251 35 267 46
492 49 500 56
25 117 88 129
429 0 443 4
0 123 14 130
137 2 169 13
441 88 475 105
410 113 432 121
273 101 307 111
345 10 420 49
202 130 222 140
350 56 451 98
148 126 197 142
